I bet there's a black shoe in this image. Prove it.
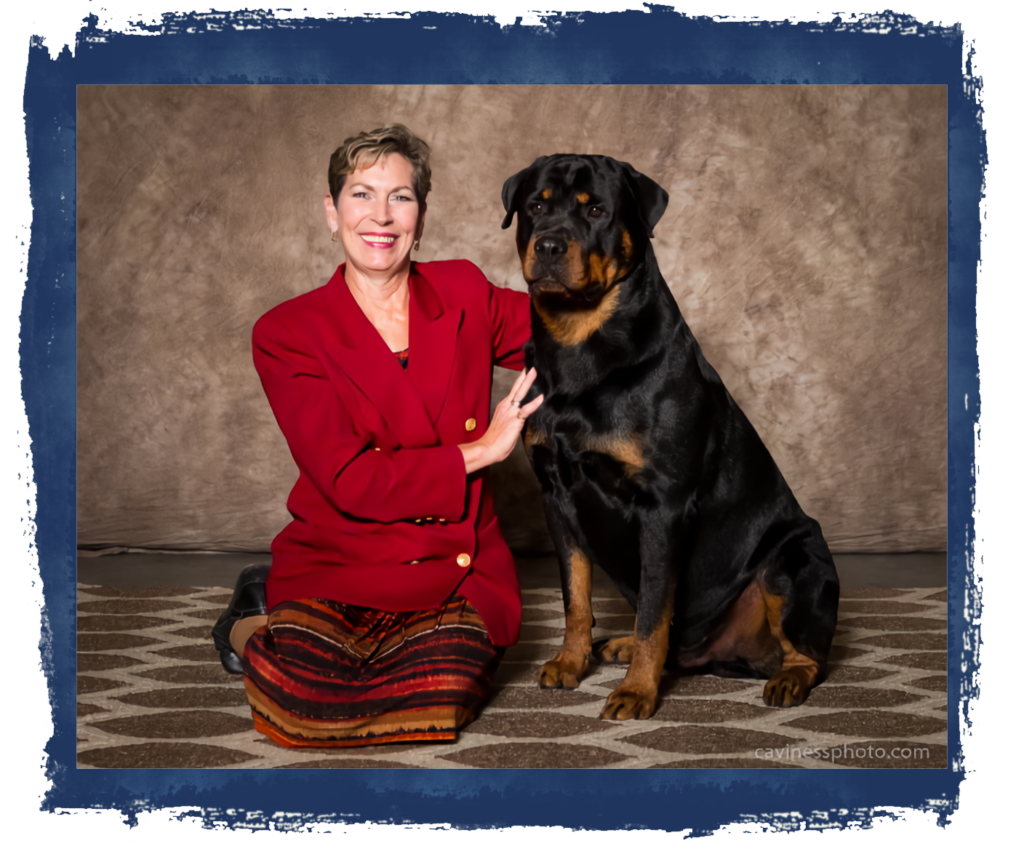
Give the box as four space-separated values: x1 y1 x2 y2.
211 563 271 674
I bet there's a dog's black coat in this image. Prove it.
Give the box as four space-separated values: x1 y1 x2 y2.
502 154 839 715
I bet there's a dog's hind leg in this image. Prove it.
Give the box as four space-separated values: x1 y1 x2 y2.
537 506 595 690
757 523 840 707
593 635 634 663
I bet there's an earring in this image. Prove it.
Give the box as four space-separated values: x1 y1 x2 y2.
331 231 338 243
413 240 421 252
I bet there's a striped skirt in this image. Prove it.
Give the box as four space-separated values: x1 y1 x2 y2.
242 595 503 749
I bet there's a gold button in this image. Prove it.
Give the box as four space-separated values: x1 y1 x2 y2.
465 418 477 431
410 560 420 565
456 553 471 568
426 517 433 522
414 518 422 524
438 518 446 523
374 447 381 451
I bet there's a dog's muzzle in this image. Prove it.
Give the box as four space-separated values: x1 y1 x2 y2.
526 232 575 296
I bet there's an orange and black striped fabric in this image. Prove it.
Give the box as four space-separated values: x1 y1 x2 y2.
242 595 502 749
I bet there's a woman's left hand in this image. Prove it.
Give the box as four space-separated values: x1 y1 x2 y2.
459 368 544 474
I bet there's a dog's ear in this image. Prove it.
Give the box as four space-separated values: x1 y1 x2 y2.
500 168 528 229
501 156 549 229
622 162 669 238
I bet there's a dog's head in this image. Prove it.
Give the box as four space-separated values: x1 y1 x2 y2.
501 154 669 307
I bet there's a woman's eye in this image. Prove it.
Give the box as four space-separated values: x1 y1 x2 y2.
353 192 370 199
392 194 414 202
587 206 604 220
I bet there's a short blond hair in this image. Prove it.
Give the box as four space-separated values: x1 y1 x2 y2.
328 124 432 208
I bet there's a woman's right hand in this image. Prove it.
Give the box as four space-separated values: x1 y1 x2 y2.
459 368 544 474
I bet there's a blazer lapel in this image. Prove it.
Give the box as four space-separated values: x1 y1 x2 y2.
406 264 463 426
322 266 440 449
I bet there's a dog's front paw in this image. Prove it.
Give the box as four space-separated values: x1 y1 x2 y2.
762 667 816 707
594 635 634 664
600 686 657 720
537 653 589 690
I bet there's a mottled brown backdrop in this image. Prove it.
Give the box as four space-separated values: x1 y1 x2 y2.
77 85 946 555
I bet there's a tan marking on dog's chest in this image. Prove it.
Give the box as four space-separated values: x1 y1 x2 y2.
580 431 645 478
535 282 621 347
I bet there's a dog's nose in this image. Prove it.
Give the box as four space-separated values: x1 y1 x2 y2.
534 235 568 260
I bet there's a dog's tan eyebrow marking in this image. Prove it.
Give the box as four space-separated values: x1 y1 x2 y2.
576 192 590 204
541 188 553 199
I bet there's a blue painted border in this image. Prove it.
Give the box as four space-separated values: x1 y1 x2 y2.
28 8 979 832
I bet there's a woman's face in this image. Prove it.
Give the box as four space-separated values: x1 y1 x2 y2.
325 154 425 281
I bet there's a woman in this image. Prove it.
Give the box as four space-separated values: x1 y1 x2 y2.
211 125 541 748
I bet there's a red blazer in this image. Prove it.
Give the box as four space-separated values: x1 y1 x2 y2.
253 260 531 647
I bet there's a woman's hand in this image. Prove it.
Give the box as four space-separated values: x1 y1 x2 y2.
459 368 544 474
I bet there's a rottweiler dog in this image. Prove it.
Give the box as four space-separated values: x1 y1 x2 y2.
501 154 840 720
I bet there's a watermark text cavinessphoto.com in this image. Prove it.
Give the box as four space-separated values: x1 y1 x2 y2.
755 745 932 763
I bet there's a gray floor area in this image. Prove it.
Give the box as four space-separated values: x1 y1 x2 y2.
77 551 947 591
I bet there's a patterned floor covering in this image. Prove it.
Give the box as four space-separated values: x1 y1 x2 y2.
77 584 948 769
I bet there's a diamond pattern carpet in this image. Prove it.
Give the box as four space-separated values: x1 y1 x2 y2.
77 584 947 769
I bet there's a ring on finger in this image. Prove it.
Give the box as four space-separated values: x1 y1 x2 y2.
511 400 522 407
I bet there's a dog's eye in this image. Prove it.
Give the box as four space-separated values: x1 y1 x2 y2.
587 206 604 220
528 202 545 216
